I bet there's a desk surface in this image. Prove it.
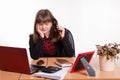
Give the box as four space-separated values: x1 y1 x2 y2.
0 57 120 80
46 57 120 80
0 70 20 80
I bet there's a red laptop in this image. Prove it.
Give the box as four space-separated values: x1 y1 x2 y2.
0 46 45 74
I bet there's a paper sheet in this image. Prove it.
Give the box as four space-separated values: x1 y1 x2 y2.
34 67 69 80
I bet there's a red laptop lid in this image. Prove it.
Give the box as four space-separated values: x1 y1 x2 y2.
0 46 31 74
70 51 95 73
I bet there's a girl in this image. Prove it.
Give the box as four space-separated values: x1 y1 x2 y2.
29 9 75 59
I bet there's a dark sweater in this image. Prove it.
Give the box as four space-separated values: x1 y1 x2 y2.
29 28 75 59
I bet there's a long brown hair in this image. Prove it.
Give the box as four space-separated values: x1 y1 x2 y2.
32 9 60 43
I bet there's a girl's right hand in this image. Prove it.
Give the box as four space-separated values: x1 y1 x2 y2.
36 24 44 38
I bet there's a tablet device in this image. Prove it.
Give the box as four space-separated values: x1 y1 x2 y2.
70 51 95 73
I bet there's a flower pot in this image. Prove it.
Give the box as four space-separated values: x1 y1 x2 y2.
99 56 115 71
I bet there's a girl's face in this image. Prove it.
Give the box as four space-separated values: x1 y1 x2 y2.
36 22 52 34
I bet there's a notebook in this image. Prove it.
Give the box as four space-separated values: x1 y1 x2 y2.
0 46 45 74
70 51 95 73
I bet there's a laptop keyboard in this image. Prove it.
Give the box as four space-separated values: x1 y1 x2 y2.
30 64 46 73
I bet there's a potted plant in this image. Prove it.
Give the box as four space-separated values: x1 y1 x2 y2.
96 43 120 71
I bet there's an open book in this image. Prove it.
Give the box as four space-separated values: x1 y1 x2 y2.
34 67 69 80
55 59 72 67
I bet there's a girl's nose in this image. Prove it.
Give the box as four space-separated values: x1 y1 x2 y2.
42 24 46 29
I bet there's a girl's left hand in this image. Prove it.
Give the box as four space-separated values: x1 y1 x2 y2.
56 25 65 39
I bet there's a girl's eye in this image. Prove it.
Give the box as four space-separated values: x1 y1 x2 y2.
39 23 43 26
45 23 49 25
38 22 51 26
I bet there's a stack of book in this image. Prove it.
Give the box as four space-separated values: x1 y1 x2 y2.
55 59 72 67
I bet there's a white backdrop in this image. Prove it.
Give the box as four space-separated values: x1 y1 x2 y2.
0 0 120 56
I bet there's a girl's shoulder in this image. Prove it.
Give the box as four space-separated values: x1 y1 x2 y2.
65 28 72 34
29 34 33 38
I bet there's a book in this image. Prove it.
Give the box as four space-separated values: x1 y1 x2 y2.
55 59 72 67
34 67 69 80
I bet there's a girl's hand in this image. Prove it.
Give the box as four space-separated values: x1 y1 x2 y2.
36 24 44 38
57 25 65 39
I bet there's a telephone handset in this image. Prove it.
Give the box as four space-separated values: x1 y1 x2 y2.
54 27 62 33
52 19 62 33
51 18 61 42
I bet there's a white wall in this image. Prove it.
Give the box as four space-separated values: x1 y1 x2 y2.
0 0 120 56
